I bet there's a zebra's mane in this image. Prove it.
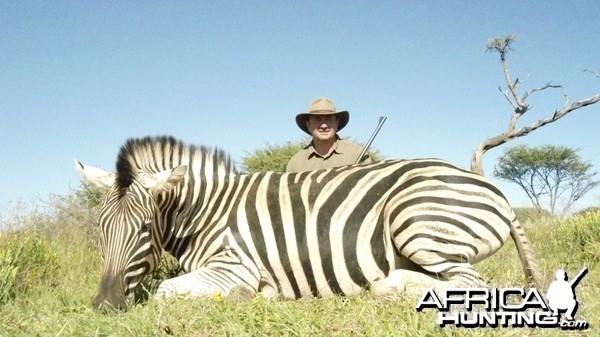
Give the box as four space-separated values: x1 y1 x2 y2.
115 136 237 191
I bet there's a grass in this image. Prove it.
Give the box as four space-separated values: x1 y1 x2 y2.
0 193 598 336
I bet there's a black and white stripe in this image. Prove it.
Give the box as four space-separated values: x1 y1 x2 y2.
78 136 540 309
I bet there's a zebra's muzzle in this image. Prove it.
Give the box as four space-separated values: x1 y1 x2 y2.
93 274 129 311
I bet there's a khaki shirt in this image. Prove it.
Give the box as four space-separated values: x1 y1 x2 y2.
286 138 371 172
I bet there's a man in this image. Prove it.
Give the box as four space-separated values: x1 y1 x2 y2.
286 97 371 172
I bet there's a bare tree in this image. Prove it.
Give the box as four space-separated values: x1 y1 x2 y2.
470 35 600 175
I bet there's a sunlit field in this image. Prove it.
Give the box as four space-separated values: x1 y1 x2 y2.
1 192 597 336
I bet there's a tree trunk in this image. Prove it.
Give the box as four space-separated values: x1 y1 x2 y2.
471 93 600 176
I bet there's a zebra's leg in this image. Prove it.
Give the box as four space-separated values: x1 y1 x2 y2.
155 249 261 300
405 248 486 288
377 230 487 297
371 269 449 298
372 260 485 298
155 268 255 299
390 248 486 298
371 255 450 298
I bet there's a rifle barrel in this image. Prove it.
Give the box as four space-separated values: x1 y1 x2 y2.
355 116 387 164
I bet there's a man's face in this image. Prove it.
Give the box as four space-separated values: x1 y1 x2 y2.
306 115 339 141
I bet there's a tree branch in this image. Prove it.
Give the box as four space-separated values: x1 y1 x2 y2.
471 93 600 175
470 35 600 176
500 86 519 110
583 69 600 79
522 82 569 105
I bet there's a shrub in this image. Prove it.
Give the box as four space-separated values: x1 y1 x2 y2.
574 206 600 217
555 210 600 265
513 207 552 224
0 230 60 305
241 139 309 173
0 241 19 305
0 186 102 306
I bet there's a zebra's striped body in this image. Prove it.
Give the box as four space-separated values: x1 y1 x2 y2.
75 136 540 310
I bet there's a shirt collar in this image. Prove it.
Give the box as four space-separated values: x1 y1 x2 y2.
307 136 343 159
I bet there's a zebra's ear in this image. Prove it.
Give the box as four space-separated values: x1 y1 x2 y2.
74 160 115 190
143 165 188 195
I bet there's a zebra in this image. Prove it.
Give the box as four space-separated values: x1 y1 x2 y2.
74 136 541 310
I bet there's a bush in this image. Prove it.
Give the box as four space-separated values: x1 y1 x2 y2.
0 241 19 305
574 206 600 217
0 230 60 305
513 207 552 224
555 210 600 265
0 186 102 306
241 139 309 173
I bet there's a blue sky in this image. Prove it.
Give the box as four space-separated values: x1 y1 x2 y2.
1 1 599 216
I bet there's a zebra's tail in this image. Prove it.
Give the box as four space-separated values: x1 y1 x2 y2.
509 216 543 289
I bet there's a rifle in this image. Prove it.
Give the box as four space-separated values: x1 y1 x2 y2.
355 116 387 164
569 267 588 288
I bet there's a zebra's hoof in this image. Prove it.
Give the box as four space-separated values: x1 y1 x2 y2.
226 286 256 303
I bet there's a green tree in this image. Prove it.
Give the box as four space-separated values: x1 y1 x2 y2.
241 137 383 174
74 183 106 208
241 138 309 173
494 145 599 216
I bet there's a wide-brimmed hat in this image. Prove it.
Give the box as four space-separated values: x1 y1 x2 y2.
295 97 349 135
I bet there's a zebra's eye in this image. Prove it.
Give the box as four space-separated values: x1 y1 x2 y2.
139 221 151 233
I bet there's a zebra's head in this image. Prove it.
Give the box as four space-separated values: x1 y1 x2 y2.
74 159 187 311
